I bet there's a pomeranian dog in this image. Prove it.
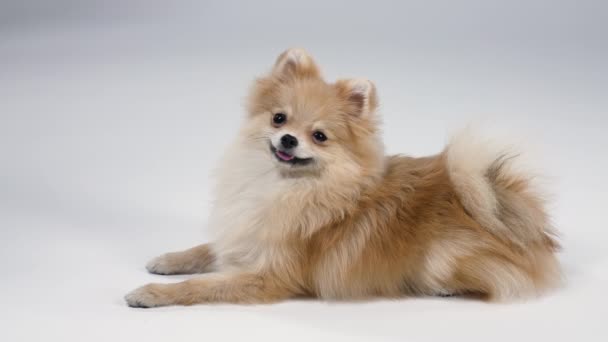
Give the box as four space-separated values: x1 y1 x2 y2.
125 48 560 308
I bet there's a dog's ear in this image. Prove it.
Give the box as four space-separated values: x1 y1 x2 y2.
272 48 321 79
335 78 378 119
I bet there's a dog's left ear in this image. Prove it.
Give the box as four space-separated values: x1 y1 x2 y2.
336 78 378 119
272 48 321 79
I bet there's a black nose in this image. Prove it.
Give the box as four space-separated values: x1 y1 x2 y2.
280 134 298 149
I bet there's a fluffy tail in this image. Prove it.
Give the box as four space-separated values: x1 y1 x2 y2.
445 131 559 250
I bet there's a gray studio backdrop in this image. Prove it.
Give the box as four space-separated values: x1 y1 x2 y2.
0 2 607 340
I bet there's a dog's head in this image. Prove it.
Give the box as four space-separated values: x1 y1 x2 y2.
243 48 384 180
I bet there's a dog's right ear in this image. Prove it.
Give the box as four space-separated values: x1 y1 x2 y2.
272 48 321 80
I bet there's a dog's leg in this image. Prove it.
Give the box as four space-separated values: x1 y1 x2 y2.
125 272 293 308
146 243 216 275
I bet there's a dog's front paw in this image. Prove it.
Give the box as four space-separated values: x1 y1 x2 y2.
125 284 168 308
146 254 177 275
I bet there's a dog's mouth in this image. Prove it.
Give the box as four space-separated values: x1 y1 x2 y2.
270 144 313 166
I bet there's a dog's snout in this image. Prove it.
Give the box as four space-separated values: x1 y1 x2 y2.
281 134 298 149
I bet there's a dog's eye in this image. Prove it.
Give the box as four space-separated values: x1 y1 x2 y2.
272 113 287 126
312 131 327 143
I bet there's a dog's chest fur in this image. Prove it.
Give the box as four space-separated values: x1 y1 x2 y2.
207 143 301 271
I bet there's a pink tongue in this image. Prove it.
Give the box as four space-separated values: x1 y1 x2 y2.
276 150 295 161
